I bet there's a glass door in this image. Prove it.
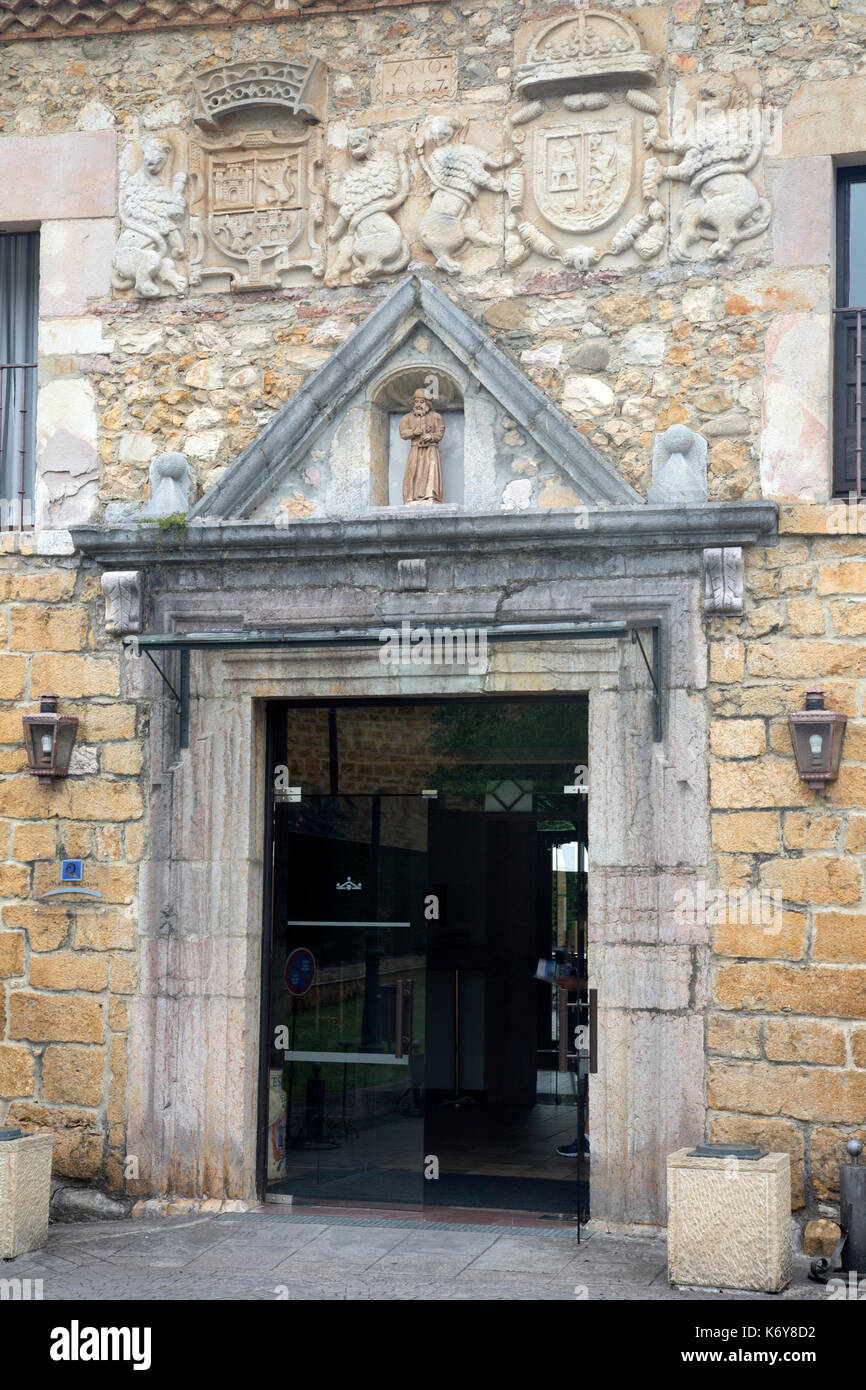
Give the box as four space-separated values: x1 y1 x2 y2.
264 795 429 1207
423 805 591 1221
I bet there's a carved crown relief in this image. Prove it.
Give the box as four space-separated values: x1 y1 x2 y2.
188 59 326 291
192 60 325 130
515 10 658 99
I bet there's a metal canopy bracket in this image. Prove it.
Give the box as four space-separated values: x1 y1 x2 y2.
630 623 662 743
128 618 665 750
133 644 190 748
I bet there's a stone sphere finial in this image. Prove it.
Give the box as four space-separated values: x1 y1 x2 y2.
660 423 694 454
152 451 189 482
648 423 708 506
847 1139 863 1164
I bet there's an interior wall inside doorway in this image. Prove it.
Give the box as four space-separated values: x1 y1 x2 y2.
279 696 589 801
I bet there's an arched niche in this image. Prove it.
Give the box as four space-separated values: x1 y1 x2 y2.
369 364 465 507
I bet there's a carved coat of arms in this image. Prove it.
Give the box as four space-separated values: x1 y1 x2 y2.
191 131 323 288
506 10 668 272
188 59 325 291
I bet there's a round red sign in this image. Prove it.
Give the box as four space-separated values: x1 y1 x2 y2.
285 947 316 997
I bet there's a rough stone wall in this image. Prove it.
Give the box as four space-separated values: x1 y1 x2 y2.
0 542 142 1190
0 3 807 515
0 0 863 1225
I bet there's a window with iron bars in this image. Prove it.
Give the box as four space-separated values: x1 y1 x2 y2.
0 231 39 530
834 168 866 498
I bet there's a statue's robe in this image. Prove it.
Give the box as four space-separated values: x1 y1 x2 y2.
399 408 445 504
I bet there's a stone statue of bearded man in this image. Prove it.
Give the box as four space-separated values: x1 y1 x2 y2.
399 389 446 505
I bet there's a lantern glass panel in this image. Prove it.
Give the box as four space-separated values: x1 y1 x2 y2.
54 723 77 772
27 720 55 770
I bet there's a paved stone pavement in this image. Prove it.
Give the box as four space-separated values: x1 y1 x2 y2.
3 1211 826 1301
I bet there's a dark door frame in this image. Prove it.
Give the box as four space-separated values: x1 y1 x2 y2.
255 695 590 1208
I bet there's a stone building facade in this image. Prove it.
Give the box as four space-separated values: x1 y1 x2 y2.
0 0 864 1236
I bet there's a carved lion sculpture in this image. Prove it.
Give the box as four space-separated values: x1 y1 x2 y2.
326 129 411 286
112 137 189 298
652 80 771 262
417 116 511 275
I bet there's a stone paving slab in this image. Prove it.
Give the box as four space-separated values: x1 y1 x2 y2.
2 1211 825 1301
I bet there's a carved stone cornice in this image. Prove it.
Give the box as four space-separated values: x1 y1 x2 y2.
71 501 778 570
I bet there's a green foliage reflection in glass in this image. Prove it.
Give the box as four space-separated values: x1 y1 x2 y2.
428 699 588 800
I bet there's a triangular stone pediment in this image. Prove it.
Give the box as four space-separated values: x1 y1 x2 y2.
189 275 641 522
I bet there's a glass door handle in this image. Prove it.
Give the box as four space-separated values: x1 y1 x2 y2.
557 987 569 1073
394 979 413 1059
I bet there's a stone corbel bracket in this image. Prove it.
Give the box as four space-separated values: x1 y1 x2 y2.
102 571 143 635
704 547 744 615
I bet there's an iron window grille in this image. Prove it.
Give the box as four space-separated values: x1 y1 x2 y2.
834 167 866 498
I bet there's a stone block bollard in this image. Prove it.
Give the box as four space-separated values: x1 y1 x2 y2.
667 1145 792 1292
0 1129 55 1260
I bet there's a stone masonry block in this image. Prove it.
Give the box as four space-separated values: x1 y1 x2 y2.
0 1132 54 1259
667 1149 791 1292
8 993 103 1044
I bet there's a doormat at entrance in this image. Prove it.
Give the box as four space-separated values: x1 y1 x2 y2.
266 1168 587 1215
430 1173 588 1215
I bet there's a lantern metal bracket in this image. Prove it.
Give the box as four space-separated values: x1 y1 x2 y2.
129 618 664 751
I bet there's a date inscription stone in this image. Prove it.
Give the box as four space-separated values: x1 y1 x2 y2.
377 55 457 105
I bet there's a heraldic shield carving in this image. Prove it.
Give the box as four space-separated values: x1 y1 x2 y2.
188 59 325 291
533 119 633 234
506 9 668 272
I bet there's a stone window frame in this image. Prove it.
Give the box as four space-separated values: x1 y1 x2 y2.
0 129 117 538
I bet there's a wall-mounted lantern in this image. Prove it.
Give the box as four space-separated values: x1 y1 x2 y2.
788 688 846 789
22 695 78 784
